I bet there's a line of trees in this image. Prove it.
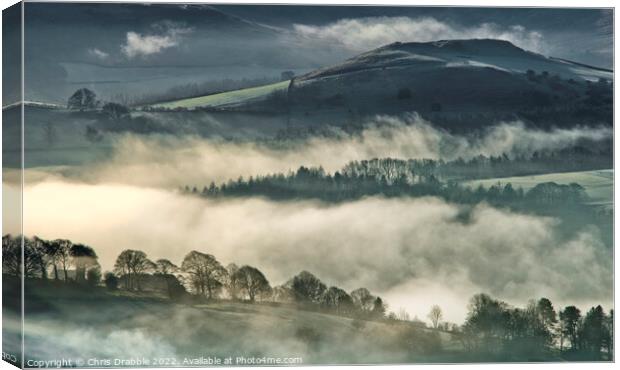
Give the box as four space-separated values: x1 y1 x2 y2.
1 234 387 320
3 235 612 360
460 293 613 360
109 247 389 320
2 235 100 285
184 160 590 209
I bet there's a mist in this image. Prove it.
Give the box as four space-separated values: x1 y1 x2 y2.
14 179 612 323
24 116 612 189
294 17 545 54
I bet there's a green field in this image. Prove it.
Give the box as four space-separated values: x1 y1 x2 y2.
463 170 613 207
149 80 290 109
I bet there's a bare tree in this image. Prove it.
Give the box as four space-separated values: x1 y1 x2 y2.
397 307 411 322
154 259 180 298
234 265 271 302
181 251 227 299
2 234 22 276
428 305 443 329
155 259 178 275
351 288 375 312
320 286 354 315
52 239 72 281
31 237 51 279
225 263 241 300
114 250 154 290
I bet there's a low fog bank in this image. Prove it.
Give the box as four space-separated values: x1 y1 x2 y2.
15 180 612 322
22 115 612 189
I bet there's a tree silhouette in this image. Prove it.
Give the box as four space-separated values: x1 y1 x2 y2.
428 305 443 329
2 235 22 276
351 288 375 313
320 286 354 315
372 297 387 319
31 237 51 279
86 266 102 286
225 263 241 300
581 305 607 358
41 239 64 280
560 306 581 351
104 272 119 290
288 271 326 304
114 250 154 290
70 244 98 283
102 102 130 121
181 251 227 299
154 259 184 298
234 265 271 302
67 88 97 111
51 239 72 281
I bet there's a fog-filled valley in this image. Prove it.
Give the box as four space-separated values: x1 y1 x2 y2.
2 3 614 367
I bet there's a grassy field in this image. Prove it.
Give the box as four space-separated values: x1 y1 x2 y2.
463 170 613 207
149 80 290 110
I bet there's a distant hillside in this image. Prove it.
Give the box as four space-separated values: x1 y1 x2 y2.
285 39 612 129
297 39 611 82
146 39 612 130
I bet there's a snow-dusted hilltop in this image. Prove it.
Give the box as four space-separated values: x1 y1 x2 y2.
288 39 612 127
298 39 611 83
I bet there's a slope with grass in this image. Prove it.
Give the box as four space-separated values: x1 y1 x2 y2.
149 80 290 110
463 169 613 207
3 277 463 367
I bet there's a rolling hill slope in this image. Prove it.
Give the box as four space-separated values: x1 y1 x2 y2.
149 80 290 109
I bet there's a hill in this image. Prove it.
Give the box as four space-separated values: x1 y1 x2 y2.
3 277 461 366
141 39 612 131
285 39 612 128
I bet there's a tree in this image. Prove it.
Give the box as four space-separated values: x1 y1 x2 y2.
31 237 51 279
114 250 154 290
19 236 44 279
351 288 375 312
41 239 65 280
155 259 178 275
67 88 97 110
181 251 227 299
234 265 271 302
2 234 22 276
104 272 119 290
225 263 241 300
581 305 606 358
372 297 387 319
287 271 326 304
154 259 184 298
86 266 102 286
70 244 98 283
603 309 613 358
397 308 411 321
102 102 130 121
51 239 72 281
536 298 557 337
320 286 354 315
428 305 443 329
560 306 581 351
463 293 510 351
